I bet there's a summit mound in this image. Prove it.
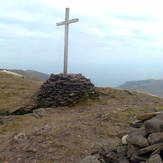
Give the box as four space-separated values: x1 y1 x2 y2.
37 74 98 107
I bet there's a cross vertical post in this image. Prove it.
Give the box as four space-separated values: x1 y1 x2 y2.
64 8 69 74
56 8 79 74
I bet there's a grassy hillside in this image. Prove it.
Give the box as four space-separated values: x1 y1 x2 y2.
118 79 163 97
0 71 41 113
8 69 49 81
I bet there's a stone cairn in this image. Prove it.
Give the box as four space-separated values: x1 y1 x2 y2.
37 73 97 107
80 112 163 163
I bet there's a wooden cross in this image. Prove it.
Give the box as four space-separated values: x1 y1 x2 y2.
56 8 79 74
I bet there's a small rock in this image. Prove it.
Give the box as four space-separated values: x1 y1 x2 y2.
80 155 101 163
99 137 121 155
146 154 162 163
127 144 139 158
117 145 128 157
130 120 144 128
127 135 149 147
129 128 148 137
26 147 37 153
148 132 163 145
119 158 130 163
155 113 163 121
13 132 26 143
122 135 128 145
136 112 160 121
105 152 118 162
144 118 163 133
130 153 147 162
138 143 163 155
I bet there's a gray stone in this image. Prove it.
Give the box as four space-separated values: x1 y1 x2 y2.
117 145 128 157
129 128 148 137
105 152 119 162
119 158 130 163
155 113 163 121
130 120 144 128
80 155 101 163
138 143 163 155
130 153 147 162
13 133 27 144
127 144 139 158
144 118 163 133
99 137 121 155
151 146 163 155
146 154 162 163
148 132 163 145
127 134 149 147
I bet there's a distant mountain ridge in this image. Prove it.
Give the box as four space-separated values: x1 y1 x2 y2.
118 79 163 97
2 69 49 81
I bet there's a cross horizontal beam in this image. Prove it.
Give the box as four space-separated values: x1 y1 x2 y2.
56 18 79 26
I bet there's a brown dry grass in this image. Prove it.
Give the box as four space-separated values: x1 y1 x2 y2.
0 71 41 113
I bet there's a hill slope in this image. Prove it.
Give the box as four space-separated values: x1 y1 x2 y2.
0 75 163 163
0 71 41 114
118 79 163 97
7 69 49 81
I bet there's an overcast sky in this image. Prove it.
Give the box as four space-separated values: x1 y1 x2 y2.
0 0 163 86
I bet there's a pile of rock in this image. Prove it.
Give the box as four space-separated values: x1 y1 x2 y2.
37 73 97 107
80 112 163 163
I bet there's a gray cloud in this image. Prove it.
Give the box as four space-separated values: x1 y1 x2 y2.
0 0 163 87
114 14 159 22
